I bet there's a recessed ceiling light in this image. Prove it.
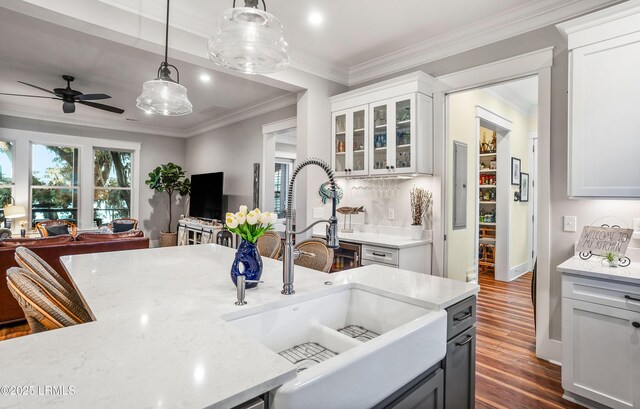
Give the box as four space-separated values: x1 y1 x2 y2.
308 11 323 26
200 73 211 82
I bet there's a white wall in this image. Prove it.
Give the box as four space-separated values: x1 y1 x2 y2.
185 105 296 214
354 24 640 343
0 115 186 242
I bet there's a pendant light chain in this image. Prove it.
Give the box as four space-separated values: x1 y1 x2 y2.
164 0 170 66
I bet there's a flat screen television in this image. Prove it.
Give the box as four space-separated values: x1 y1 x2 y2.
189 172 224 220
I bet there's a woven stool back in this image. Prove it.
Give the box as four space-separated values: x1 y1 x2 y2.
6 267 79 332
294 239 334 273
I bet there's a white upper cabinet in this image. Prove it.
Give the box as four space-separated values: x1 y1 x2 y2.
332 105 368 177
330 72 436 177
558 2 640 197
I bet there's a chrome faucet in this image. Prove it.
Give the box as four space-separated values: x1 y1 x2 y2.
282 158 339 295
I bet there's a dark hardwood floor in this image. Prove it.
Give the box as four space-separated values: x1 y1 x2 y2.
0 321 30 342
475 271 582 409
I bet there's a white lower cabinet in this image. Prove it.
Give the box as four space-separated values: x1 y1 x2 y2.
562 275 640 409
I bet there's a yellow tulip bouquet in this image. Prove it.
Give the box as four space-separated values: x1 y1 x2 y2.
225 205 277 244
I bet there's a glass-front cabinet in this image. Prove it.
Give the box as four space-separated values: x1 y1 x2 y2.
331 105 368 177
329 72 436 178
369 94 417 175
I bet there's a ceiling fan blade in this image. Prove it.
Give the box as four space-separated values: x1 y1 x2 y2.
17 81 56 95
77 93 111 101
0 92 60 99
77 100 124 114
63 102 76 113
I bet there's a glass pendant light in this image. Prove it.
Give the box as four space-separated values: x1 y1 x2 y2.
137 0 192 116
208 0 289 74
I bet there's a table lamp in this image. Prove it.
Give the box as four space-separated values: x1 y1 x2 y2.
3 197 26 236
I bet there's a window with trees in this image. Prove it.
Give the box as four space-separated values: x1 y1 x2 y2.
30 144 79 227
273 161 291 219
0 141 14 225
93 149 132 225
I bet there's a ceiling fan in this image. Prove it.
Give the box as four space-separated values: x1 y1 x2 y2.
0 75 125 114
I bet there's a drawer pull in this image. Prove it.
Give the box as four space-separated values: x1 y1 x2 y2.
624 295 640 302
372 252 387 257
633 322 640 329
455 335 473 346
454 311 472 322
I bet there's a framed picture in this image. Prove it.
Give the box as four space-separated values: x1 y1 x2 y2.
511 157 521 185
520 172 529 202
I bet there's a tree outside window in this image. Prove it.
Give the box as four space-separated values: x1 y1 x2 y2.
93 149 132 226
31 144 79 227
0 141 14 226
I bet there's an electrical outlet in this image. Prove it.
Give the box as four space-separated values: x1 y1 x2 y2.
564 215 577 232
388 208 395 221
633 218 640 233
313 207 324 219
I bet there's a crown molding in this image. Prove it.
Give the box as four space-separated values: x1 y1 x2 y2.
0 106 186 138
185 93 297 137
0 94 298 139
347 0 617 85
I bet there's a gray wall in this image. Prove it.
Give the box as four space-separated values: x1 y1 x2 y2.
0 115 186 242
352 24 640 342
185 105 296 214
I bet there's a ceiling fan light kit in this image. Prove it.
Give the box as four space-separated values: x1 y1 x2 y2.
208 0 289 74
136 0 193 116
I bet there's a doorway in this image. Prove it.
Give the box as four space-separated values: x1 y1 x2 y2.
445 75 539 284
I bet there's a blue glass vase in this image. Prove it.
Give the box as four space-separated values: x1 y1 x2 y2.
230 240 263 288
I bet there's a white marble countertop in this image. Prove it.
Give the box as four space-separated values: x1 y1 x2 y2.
0 245 477 409
557 255 640 285
312 231 431 249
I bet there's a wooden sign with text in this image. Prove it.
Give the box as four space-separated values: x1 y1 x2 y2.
576 226 634 256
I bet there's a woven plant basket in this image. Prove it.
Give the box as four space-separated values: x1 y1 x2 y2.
159 232 177 247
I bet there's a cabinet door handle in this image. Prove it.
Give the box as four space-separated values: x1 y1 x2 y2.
455 334 473 346
624 295 640 302
372 252 386 257
390 165 395 169
454 311 472 322
386 166 390 170
633 322 640 329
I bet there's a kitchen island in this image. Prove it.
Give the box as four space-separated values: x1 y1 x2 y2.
0 244 477 409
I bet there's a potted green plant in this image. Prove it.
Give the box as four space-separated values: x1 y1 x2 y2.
145 162 191 247
602 251 619 268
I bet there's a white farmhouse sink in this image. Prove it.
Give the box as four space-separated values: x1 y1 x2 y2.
223 284 447 409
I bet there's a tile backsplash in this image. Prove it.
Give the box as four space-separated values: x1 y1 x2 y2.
318 176 438 228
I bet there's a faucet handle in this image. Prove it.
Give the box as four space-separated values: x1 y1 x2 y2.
235 276 264 306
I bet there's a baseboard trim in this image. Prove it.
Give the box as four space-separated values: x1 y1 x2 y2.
507 261 529 281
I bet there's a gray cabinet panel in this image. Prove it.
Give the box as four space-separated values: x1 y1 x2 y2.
384 368 444 409
446 296 476 340
444 326 476 409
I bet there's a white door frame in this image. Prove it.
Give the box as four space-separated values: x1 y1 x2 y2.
261 117 297 211
528 133 538 272
435 47 558 362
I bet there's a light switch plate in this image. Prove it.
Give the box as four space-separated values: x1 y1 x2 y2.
388 208 395 221
564 215 577 232
313 207 324 219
